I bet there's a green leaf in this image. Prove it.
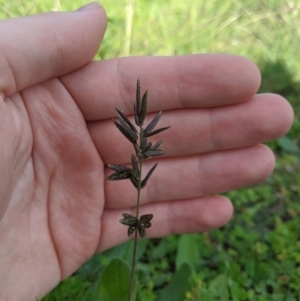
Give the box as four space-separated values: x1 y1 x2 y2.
208 274 229 301
43 275 90 300
175 234 199 270
155 263 193 301
277 136 300 153
229 280 248 301
94 258 138 301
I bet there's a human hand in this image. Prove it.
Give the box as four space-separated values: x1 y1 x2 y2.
0 2 293 301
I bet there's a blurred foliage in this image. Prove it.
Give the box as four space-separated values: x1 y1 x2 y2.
1 0 300 300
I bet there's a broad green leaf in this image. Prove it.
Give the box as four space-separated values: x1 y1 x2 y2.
277 136 300 153
176 234 199 270
155 263 193 301
94 258 137 301
208 274 229 301
229 280 248 301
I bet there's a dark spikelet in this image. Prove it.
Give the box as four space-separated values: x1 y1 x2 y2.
106 170 134 181
139 90 148 125
134 102 140 126
128 225 136 237
137 224 146 239
130 177 139 188
144 142 152 153
116 108 137 133
141 163 158 188
144 126 171 138
131 155 139 174
133 144 141 158
120 213 138 226
151 139 164 150
140 214 153 227
134 79 141 126
122 213 135 219
144 111 162 136
117 114 127 129
108 164 132 172
136 79 141 113
113 119 138 144
120 218 137 226
129 178 139 189
140 130 147 152
144 149 165 158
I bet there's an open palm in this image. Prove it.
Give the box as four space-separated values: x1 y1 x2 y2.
0 4 293 301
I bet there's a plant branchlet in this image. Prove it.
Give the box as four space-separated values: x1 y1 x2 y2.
106 79 170 300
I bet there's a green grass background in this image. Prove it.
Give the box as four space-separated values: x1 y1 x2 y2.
1 0 300 300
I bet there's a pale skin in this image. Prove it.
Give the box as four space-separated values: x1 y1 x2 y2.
0 2 294 300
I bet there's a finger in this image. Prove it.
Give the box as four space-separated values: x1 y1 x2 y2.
97 196 233 251
0 3 107 96
89 93 293 164
60 54 261 120
104 145 275 208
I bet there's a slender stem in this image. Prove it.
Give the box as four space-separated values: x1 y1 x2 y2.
135 157 143 219
127 230 138 301
127 127 143 301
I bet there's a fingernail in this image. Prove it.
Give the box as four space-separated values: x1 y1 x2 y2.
76 2 101 12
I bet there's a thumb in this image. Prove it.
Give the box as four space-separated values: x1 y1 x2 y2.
0 2 107 96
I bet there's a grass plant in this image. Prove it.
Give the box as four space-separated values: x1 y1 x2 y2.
106 79 169 300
